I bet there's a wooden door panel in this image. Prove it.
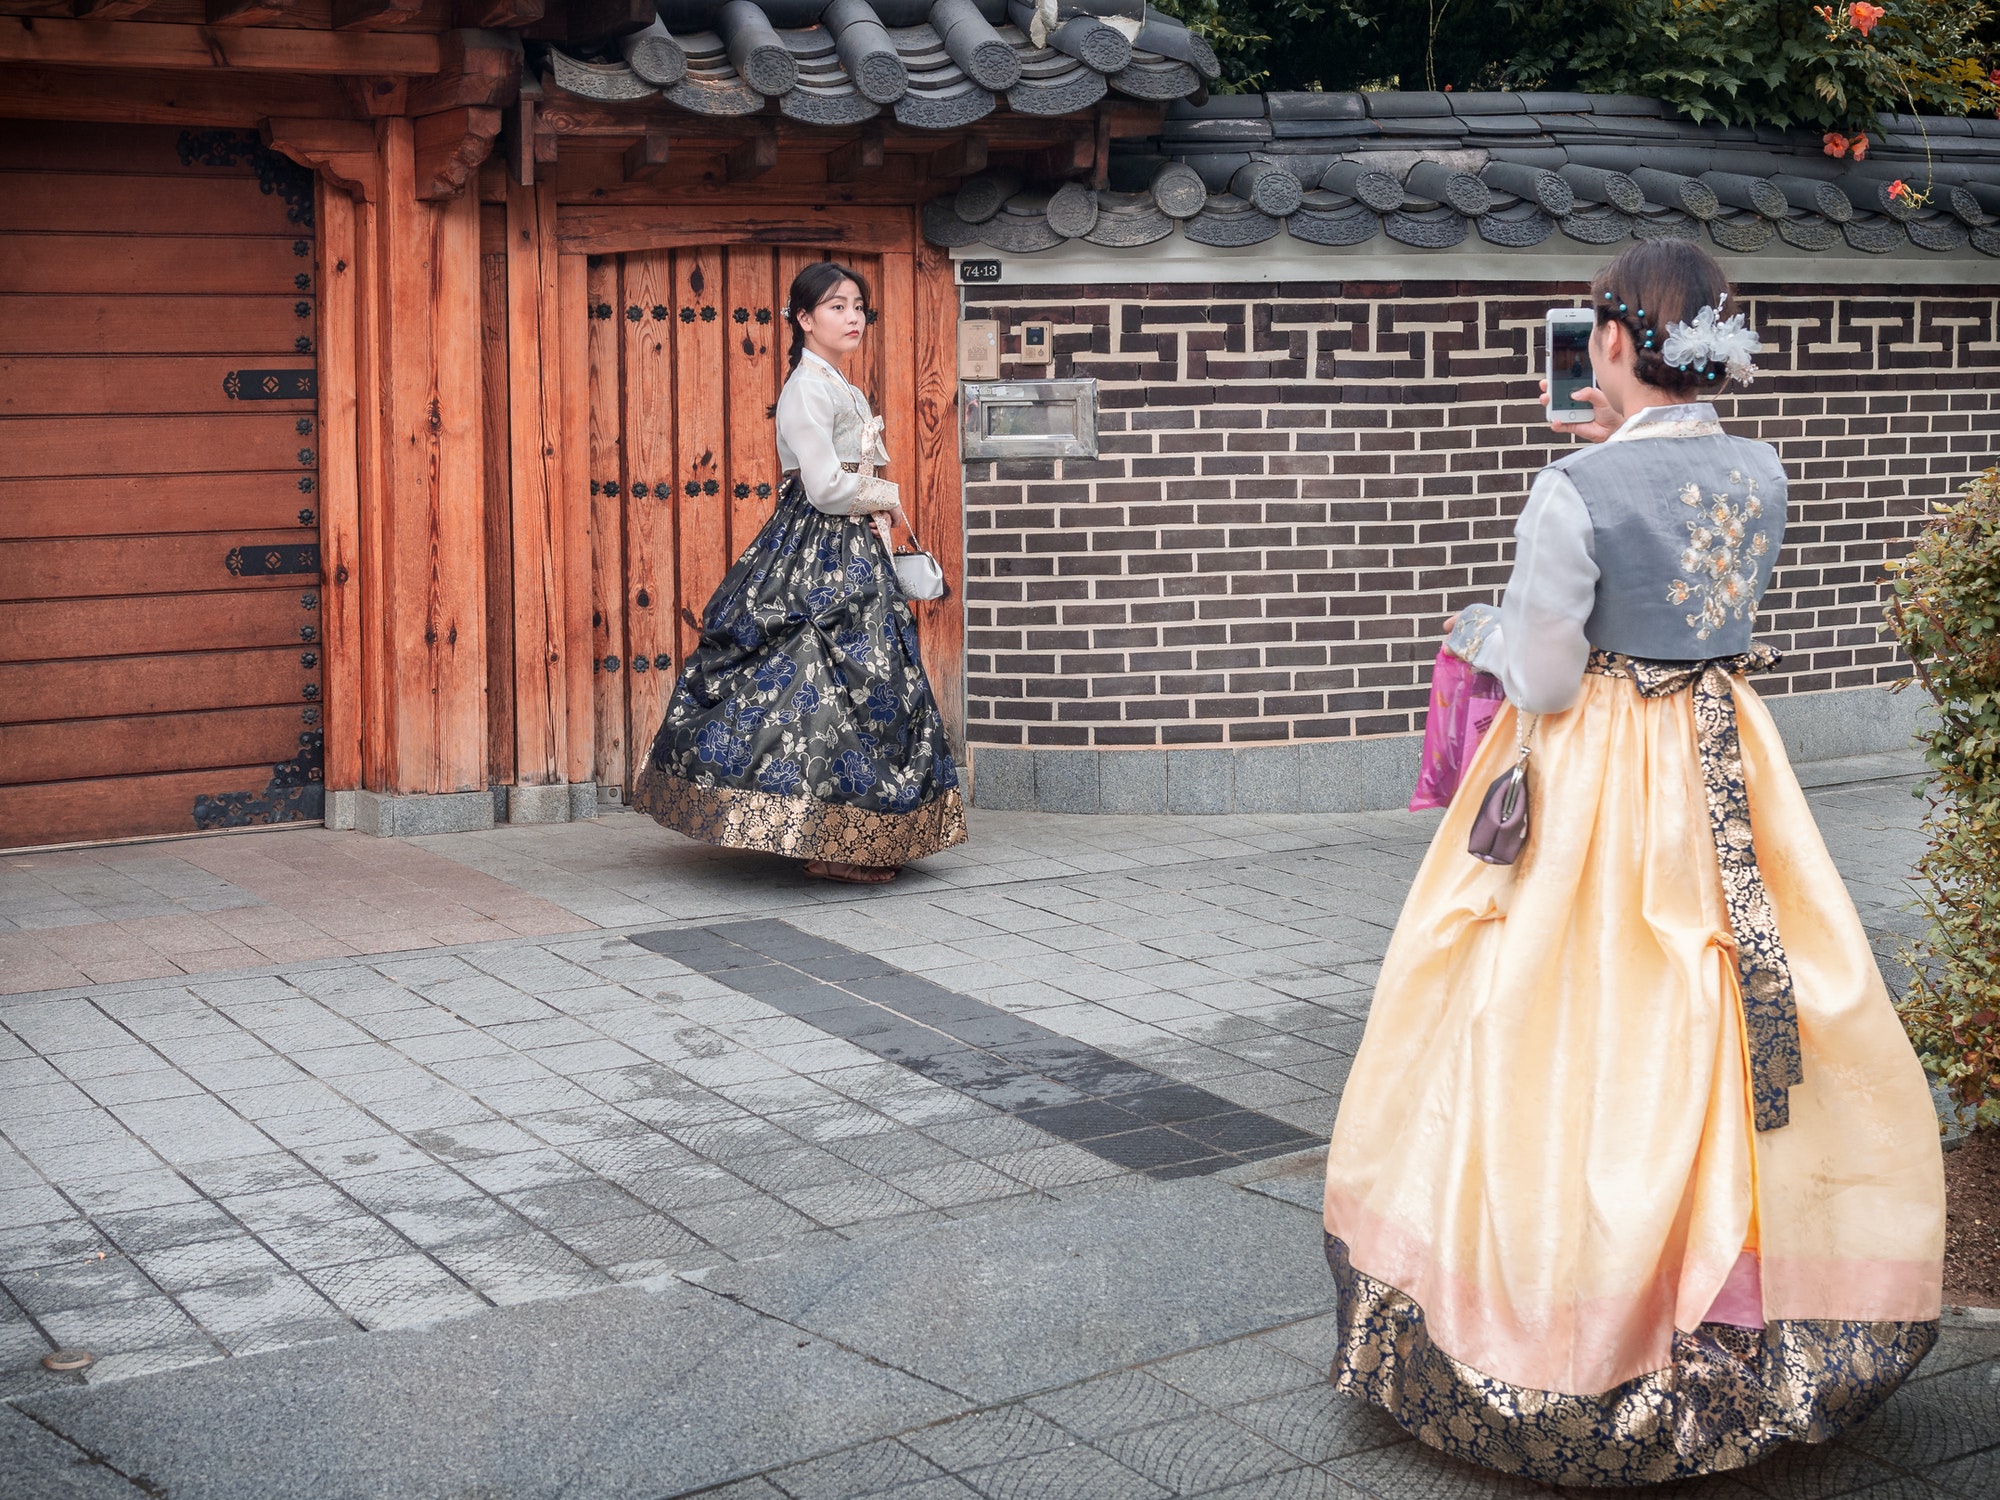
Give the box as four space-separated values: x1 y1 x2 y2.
587 255 628 790
0 235 312 295
0 704 313 785
1 474 320 541
620 251 676 766
723 246 779 562
0 356 317 417
671 248 728 666
1 415 316 478
1 532 319 600
0 175 303 237
1 647 317 722
0 591 318 663
0 296 314 355
0 124 323 850
0 765 314 849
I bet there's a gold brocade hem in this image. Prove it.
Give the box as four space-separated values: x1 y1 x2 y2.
1324 1235 1936 1487
632 765 968 865
1586 644 1803 1130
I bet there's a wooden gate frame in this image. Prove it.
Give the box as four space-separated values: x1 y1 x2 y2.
308 150 965 806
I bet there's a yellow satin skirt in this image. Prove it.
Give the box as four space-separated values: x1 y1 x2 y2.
1322 670 1945 1486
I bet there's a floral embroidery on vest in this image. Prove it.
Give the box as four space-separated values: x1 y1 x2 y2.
1667 469 1771 641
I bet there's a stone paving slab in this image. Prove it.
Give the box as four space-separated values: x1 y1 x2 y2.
3 768 1996 1498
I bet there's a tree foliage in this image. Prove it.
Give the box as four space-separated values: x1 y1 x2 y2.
1167 0 2000 130
1885 469 2000 1131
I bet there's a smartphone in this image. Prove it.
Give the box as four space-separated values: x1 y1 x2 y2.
1546 307 1597 423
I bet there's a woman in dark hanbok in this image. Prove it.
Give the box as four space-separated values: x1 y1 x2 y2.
633 262 967 883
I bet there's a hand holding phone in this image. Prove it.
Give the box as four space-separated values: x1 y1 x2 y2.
1545 307 1597 424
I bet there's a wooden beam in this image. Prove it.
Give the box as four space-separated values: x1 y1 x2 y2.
374 118 488 795
333 0 427 30
405 27 522 117
1033 133 1095 181
264 117 381 202
455 0 543 26
70 0 159 18
0 63 351 125
926 135 987 180
557 204 916 256
557 248 593 789
347 76 409 116
0 19 442 73
506 95 535 187
413 106 503 202
505 173 569 790
911 234 964 746
620 124 670 183
725 125 776 184
1092 108 1111 191
826 125 883 184
205 0 305 23
315 180 365 796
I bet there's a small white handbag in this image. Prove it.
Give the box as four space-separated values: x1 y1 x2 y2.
893 541 947 601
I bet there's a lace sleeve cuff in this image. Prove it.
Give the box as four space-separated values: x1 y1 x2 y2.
856 476 899 512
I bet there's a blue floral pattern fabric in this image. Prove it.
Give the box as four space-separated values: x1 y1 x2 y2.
633 477 966 864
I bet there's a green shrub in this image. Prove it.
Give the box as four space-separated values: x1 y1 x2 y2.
1885 467 2000 1130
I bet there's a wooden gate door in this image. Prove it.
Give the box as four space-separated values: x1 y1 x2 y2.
586 242 960 797
0 123 325 850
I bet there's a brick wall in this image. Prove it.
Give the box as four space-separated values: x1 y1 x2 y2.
959 280 2000 753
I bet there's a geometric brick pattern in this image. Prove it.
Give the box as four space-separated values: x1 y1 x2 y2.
960 280 2000 749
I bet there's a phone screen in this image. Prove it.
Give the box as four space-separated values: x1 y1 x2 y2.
1548 320 1593 413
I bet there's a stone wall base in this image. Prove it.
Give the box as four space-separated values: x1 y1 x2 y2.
968 684 1928 816
328 783 602 836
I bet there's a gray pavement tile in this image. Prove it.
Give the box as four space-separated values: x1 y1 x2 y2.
515 1105 654 1147
823 1130 962 1176
620 1162 762 1212
129 1236 287 1293
40 1294 204 1356
1229 1386 1410 1465
64 1176 201 1224
1323 1438 1545 1498
1843 1361 2000 1471
332 1160 484 1224
3 1257 158 1316
552 1214 711 1270
1731 1443 1926 1500
0 1402 150 1499
1929 1447 2000 1499
253 1106 388 1151
885 1162 1031 1211
1914 1326 2000 1379
0 1218 114 1271
450 1148 593 1196
732 1146 870 1195
503 1179 652 1231
1149 1337 1327 1407
297 1137 437 1180
304 1254 486 1330
291 1043 402 1079
901 1407 1072 1468
382 1197 532 1250
219 1182 357 1233
1025 1370 1205 1440
959 1443 1167 1500
561 1133 699 1177
75 1070 206 1108
93 1200 237 1255
768 1438 946 1500
76 1343 222 1386
407 1119 547 1162
433 1232 610 1307
982 1145 1125 1190
780 1177 930 1229
179 1153 319 1199
362 1088 497 1134
1097 1410 1300 1493
673 1193 820 1252
261 1216 415 1271
175 1269 348 1338
1197 1465 1373 1499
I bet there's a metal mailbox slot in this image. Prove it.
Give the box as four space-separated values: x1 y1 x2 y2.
960 379 1098 459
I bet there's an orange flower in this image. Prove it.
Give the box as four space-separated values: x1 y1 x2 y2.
1887 178 1911 202
1823 130 1850 157
1849 1 1884 34
1851 132 1870 160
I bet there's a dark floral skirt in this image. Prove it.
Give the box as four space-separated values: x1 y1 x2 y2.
633 476 967 865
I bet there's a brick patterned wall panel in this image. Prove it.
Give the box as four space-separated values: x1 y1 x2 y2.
960 279 2000 748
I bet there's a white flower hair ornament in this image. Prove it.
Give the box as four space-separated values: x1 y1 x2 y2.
1660 294 1764 386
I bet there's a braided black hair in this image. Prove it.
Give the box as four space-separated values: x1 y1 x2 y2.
784 261 872 373
1589 240 1733 398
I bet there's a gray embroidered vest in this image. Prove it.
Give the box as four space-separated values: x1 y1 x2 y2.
1548 418 1788 662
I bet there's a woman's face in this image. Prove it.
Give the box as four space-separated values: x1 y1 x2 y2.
798 279 867 356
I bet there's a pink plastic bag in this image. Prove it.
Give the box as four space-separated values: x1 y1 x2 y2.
1409 648 1506 812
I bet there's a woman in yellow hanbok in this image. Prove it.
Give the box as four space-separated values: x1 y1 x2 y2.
1321 241 1945 1485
